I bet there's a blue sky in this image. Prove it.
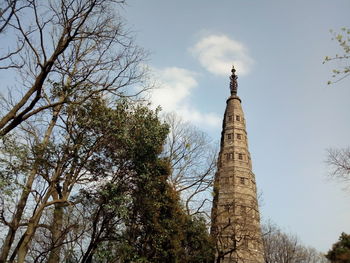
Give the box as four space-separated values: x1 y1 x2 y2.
121 0 350 252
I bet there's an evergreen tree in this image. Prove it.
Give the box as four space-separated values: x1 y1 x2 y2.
326 232 350 263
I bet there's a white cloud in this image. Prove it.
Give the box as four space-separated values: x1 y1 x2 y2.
190 34 254 76
149 67 221 128
150 67 197 112
176 106 221 127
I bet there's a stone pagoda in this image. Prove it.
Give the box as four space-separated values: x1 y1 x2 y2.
211 66 264 263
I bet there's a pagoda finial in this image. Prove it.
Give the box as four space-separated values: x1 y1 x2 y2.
230 65 238 95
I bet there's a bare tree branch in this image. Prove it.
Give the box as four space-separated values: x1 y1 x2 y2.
326 147 350 191
162 112 218 216
0 0 145 136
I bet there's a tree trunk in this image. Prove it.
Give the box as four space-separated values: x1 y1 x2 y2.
16 185 55 263
81 207 104 263
0 169 37 263
0 102 63 262
47 194 65 263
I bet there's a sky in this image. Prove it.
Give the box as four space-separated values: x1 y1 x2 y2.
120 0 350 252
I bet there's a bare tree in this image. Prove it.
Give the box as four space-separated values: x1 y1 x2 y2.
326 147 350 188
0 1 29 34
0 0 147 136
304 247 330 263
162 112 217 216
0 0 15 33
262 220 329 263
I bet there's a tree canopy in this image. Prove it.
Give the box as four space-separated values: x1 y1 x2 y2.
326 233 350 263
0 1 215 262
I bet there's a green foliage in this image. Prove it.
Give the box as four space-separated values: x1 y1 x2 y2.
181 215 215 263
323 28 350 85
0 96 215 262
326 232 350 263
0 135 32 195
68 99 215 262
122 158 184 262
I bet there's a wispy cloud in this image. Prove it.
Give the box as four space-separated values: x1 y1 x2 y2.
190 34 254 76
149 67 221 128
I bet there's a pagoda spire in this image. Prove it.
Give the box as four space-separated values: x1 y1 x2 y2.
230 65 238 95
211 67 264 263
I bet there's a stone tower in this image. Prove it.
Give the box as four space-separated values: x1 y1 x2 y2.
211 66 264 263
